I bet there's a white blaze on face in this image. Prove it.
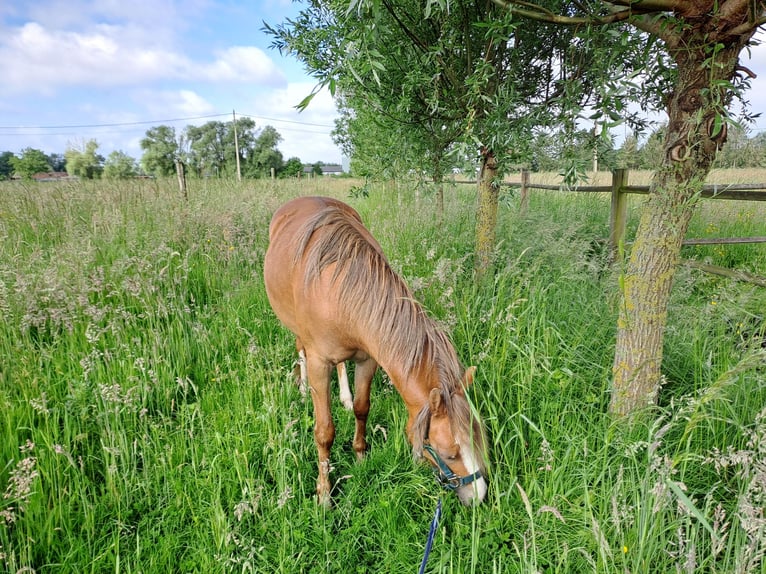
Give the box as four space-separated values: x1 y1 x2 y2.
457 439 487 505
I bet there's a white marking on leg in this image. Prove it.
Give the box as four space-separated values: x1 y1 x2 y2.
338 362 353 410
298 349 308 396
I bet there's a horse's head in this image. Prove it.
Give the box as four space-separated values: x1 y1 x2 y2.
412 367 488 505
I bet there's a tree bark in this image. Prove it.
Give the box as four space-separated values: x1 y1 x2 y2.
474 148 499 279
609 34 750 416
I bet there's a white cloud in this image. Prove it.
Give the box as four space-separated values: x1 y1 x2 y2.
197 46 285 84
137 89 217 118
243 82 342 163
0 21 285 96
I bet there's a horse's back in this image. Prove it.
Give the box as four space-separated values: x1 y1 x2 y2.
267 196 362 242
263 196 377 357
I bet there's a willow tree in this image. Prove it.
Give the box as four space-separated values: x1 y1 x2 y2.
493 0 764 415
265 0 629 275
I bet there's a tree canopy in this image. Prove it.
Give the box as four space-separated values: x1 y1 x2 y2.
139 120 293 179
140 126 180 177
10 148 52 179
266 0 646 269
0 151 14 180
103 150 139 179
65 139 104 179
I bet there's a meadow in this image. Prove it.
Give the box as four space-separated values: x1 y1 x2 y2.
0 173 764 573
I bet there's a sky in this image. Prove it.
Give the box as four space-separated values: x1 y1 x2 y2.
1 2 766 168
0 1 343 165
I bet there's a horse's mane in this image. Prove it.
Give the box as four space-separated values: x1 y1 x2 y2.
293 203 486 469
294 204 464 385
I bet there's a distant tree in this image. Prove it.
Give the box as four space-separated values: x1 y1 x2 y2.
185 118 258 177
713 124 762 168
0 151 14 180
617 135 641 169
186 121 228 177
751 132 766 167
280 157 303 178
141 125 180 177
244 126 284 178
65 139 104 179
47 153 66 172
637 126 666 170
103 150 139 179
10 148 51 179
311 162 323 177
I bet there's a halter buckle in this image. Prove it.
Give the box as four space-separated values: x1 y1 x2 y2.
423 444 482 492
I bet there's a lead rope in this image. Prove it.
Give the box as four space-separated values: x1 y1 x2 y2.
418 498 443 574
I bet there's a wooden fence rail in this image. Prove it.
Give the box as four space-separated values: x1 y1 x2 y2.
452 168 766 285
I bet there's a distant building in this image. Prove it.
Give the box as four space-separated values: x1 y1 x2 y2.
10 171 78 182
302 164 344 176
34 171 77 181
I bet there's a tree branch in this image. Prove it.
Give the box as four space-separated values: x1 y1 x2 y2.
490 0 655 26
630 13 678 48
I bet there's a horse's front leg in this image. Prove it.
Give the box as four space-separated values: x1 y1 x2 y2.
307 355 335 506
352 358 377 461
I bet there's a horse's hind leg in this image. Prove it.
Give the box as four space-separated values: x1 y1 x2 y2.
294 340 308 396
351 358 377 461
306 354 335 506
337 362 353 411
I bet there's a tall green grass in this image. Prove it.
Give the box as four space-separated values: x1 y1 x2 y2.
0 177 764 573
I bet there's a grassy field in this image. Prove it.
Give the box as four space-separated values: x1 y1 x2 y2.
0 175 765 573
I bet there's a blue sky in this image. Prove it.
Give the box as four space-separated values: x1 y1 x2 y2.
0 1 343 164
1 2 765 167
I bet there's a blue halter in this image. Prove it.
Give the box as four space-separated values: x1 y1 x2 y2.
423 443 483 492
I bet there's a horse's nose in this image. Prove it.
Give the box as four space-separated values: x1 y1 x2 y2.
457 475 487 506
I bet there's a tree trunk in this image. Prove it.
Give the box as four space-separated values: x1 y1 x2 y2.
474 148 499 279
609 37 748 416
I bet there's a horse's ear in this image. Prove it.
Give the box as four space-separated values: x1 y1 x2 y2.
463 366 477 387
429 387 445 414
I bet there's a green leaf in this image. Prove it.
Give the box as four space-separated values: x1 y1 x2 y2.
666 480 718 542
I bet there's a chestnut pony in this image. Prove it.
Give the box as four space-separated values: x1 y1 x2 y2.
264 196 487 506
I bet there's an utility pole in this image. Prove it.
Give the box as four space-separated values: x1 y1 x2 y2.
233 109 242 181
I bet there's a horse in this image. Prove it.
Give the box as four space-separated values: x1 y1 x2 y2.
263 196 487 506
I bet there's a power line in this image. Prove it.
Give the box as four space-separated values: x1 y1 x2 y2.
0 112 335 132
0 113 231 131
238 112 334 129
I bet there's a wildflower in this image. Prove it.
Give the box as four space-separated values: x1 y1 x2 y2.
29 392 50 415
623 545 628 554
277 486 293 509
3 456 39 517
538 439 554 472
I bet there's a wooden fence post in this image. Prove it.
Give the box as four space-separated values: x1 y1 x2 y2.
609 168 629 260
520 169 530 215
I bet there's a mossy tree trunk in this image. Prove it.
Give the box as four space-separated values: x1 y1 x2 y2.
474 148 499 279
609 33 751 416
